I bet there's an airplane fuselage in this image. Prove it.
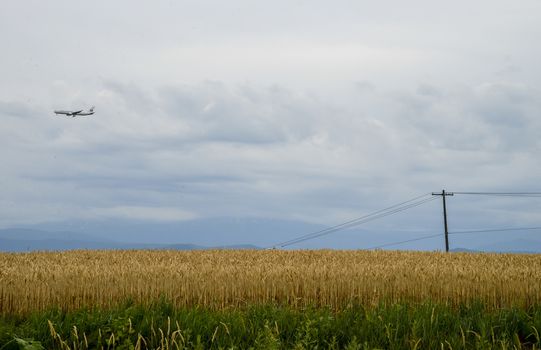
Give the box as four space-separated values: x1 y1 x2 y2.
54 107 95 117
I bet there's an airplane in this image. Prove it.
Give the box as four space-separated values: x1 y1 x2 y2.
54 106 95 117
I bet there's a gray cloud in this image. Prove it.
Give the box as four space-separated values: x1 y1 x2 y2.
2 79 540 228
0 0 540 248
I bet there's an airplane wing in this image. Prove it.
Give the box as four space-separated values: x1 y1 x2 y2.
54 109 91 117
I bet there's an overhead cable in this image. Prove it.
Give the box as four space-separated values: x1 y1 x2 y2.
453 192 541 197
272 193 437 248
365 233 442 250
449 226 541 235
275 196 436 248
271 193 431 248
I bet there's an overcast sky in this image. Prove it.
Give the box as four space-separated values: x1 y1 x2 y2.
1 1 541 248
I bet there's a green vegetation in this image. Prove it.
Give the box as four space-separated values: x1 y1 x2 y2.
1 300 541 349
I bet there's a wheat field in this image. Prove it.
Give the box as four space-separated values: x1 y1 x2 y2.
1 249 540 314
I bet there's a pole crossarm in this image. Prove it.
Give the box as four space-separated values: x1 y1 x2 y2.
432 191 454 196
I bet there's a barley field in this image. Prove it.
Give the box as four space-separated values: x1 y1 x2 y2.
1 250 541 315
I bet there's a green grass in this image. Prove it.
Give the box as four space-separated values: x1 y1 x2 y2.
1 300 541 349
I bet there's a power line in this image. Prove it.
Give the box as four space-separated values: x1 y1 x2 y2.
364 233 442 250
453 192 541 197
271 193 437 248
449 226 541 235
271 193 431 248
271 189 541 251
275 197 437 248
352 225 541 251
434 189 541 252
283 197 438 247
364 226 541 251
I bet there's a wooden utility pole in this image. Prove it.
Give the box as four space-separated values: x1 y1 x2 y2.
432 190 454 252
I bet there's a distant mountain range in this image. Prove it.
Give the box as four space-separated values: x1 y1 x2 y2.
1 225 540 253
450 239 541 254
0 228 260 252
474 238 541 254
20 217 325 247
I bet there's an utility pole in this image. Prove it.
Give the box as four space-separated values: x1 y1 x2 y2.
432 190 454 252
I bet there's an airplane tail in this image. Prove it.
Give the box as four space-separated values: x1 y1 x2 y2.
89 106 95 113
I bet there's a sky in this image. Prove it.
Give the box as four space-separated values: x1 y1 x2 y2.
1 1 541 249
